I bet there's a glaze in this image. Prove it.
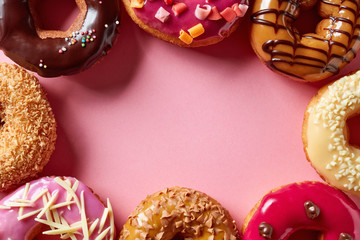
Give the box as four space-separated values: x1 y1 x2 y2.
0 176 115 239
123 0 249 46
0 0 121 77
250 0 360 81
242 182 360 239
303 70 360 197
120 187 240 240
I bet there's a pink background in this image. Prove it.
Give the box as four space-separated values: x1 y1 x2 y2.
1 1 360 238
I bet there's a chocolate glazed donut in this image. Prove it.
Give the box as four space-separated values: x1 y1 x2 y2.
0 0 121 77
251 0 360 82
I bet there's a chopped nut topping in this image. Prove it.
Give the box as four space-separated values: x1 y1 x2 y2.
120 187 240 240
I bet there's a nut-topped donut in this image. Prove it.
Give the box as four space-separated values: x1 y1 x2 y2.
0 0 121 77
0 176 116 239
119 186 240 239
0 63 56 191
242 182 360 239
303 70 360 197
250 0 360 82
122 0 249 47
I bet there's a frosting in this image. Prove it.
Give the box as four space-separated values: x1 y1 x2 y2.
0 176 115 239
250 0 360 81
242 182 360 239
0 0 121 77
120 187 240 240
127 0 248 45
303 70 360 197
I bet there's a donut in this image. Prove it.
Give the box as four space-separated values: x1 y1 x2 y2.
302 70 360 197
250 0 360 82
119 186 240 239
122 0 249 47
0 0 121 77
242 181 360 239
0 176 116 239
0 63 56 191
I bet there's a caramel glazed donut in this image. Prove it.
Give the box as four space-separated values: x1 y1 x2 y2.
251 0 360 82
0 63 56 191
120 187 240 240
303 70 360 197
0 0 121 77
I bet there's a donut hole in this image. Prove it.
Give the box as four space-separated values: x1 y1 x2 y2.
288 229 323 240
346 114 360 148
34 235 59 240
172 234 185 239
31 225 65 239
293 4 322 36
28 0 87 39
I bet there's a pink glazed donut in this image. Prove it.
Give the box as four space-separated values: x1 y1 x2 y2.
242 182 360 240
0 176 115 239
122 0 249 46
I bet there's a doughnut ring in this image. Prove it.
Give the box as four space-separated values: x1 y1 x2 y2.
242 182 360 239
0 63 56 191
303 70 360 197
0 0 121 77
251 0 360 81
0 176 115 239
119 186 240 239
122 0 249 47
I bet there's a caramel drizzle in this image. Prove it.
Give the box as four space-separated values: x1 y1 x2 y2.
251 0 360 79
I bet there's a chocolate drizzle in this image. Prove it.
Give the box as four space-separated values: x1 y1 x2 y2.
251 0 360 81
258 222 273 239
304 201 320 219
0 0 121 77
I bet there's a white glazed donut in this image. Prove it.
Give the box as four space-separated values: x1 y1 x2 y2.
303 70 360 197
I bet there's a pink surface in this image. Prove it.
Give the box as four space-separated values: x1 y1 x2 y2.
1 2 360 238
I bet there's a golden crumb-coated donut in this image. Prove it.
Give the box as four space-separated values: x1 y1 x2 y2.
120 187 240 240
0 63 56 191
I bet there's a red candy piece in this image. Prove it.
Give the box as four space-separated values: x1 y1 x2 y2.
232 3 242 16
220 7 236 22
172 2 187 16
208 6 222 20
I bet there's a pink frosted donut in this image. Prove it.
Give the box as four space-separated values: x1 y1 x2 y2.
0 176 115 239
242 182 360 240
122 0 249 46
